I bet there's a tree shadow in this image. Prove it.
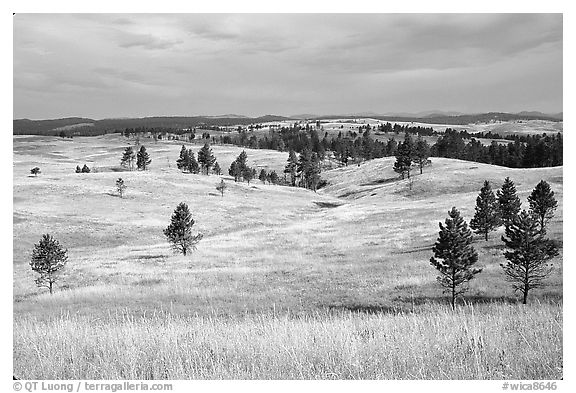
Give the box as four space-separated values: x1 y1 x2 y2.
359 177 399 187
481 243 506 251
325 303 407 315
393 244 434 255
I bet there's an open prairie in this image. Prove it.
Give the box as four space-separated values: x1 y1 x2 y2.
13 134 563 379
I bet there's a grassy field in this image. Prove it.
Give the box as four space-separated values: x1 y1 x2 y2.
14 303 561 380
13 134 563 379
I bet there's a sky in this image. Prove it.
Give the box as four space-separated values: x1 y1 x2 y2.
13 13 563 119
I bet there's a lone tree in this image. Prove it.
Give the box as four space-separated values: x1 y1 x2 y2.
75 165 82 173
501 210 559 304
414 136 431 174
30 234 68 294
136 146 151 170
528 180 558 233
497 177 521 226
81 164 91 173
430 207 481 309
163 202 203 256
197 143 216 175
116 178 127 198
216 179 227 197
120 146 136 171
30 167 41 176
470 180 501 241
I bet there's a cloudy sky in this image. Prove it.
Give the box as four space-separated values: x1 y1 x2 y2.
13 13 562 119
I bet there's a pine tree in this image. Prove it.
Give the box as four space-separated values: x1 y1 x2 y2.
430 207 481 309
30 167 41 176
216 179 227 197
176 145 188 171
116 178 126 198
528 180 558 233
297 149 313 188
136 146 151 170
497 177 521 226
393 133 414 179
269 170 279 185
213 161 222 175
306 153 322 192
470 180 501 241
81 164 91 173
501 210 558 304
229 161 240 182
163 202 203 256
30 234 68 294
230 151 248 182
75 165 81 173
186 149 199 174
236 151 248 172
284 149 298 186
120 146 136 170
414 136 431 174
197 143 216 175
259 169 268 183
243 166 254 184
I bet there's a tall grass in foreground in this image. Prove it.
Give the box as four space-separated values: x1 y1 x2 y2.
14 302 562 380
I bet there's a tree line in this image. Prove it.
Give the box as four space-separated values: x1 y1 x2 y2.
216 124 562 170
432 129 562 168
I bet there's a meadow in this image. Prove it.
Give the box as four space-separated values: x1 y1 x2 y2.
13 133 563 379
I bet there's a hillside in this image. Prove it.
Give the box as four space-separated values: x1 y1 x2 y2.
13 135 562 317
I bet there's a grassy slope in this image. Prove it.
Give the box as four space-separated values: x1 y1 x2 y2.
13 134 563 379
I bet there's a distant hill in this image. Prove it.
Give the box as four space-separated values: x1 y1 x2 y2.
13 117 96 134
290 114 319 120
516 111 563 120
13 115 293 136
13 111 561 136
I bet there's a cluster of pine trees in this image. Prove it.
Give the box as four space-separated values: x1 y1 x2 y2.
258 169 280 185
120 145 151 171
283 149 323 191
219 122 562 170
228 151 256 184
431 178 559 307
75 164 91 173
376 122 436 136
393 133 431 179
177 143 220 175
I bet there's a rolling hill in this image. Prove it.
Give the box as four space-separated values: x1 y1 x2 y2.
12 134 563 379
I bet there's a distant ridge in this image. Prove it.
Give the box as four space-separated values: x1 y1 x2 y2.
13 111 561 135
13 115 292 135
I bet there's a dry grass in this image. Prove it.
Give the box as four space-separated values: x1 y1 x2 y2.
13 134 563 379
14 302 562 380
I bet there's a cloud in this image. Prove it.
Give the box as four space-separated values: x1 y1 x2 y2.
13 14 562 119
117 32 182 50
